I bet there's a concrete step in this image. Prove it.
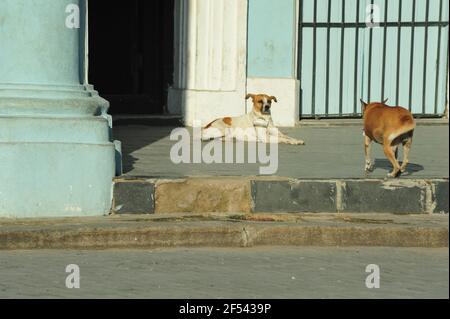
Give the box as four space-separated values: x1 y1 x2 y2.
110 115 448 127
297 118 449 127
112 177 449 215
0 213 447 249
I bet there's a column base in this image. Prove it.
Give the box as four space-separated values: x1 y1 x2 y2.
246 77 299 127
168 87 246 126
0 85 117 218
0 142 115 218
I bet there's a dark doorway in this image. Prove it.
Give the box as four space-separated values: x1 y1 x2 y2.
88 0 174 114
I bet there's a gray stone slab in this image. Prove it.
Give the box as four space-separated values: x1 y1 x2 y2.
251 180 337 213
341 180 426 213
434 180 449 214
113 181 154 214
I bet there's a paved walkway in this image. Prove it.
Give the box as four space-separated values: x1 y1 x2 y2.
113 123 449 179
0 247 447 298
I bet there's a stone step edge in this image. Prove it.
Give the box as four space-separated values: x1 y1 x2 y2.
112 177 449 215
1 221 447 249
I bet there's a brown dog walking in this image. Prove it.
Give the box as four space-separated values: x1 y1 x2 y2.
361 99 416 178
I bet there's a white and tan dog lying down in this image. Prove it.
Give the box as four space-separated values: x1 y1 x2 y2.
201 93 305 145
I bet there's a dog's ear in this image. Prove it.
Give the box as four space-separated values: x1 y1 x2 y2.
246 94 254 100
269 96 278 103
360 98 368 113
382 98 389 104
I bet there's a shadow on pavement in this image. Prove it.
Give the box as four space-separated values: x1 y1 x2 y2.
374 158 425 176
113 118 181 174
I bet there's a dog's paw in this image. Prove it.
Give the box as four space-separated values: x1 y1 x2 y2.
386 171 401 178
295 140 305 145
400 164 408 173
364 162 374 172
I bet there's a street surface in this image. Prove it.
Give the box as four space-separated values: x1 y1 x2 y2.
0 246 448 298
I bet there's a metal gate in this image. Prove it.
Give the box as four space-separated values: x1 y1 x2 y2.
298 0 449 118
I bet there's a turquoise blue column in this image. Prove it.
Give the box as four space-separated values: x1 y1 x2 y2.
0 0 116 217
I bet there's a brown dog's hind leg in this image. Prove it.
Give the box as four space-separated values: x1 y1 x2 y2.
400 135 413 173
383 141 401 178
364 135 374 172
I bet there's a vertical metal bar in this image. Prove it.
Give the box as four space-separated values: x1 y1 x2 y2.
408 0 416 111
311 0 317 116
421 0 430 114
434 0 443 114
395 0 402 105
368 0 374 102
381 0 388 100
446 39 450 116
353 0 360 114
325 0 331 115
339 0 345 115
298 0 303 119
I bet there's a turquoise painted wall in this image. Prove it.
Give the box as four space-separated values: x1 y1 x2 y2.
247 0 297 78
299 0 449 116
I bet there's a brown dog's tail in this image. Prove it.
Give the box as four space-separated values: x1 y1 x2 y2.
388 115 416 145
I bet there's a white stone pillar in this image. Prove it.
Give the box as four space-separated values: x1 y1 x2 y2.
168 0 248 126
